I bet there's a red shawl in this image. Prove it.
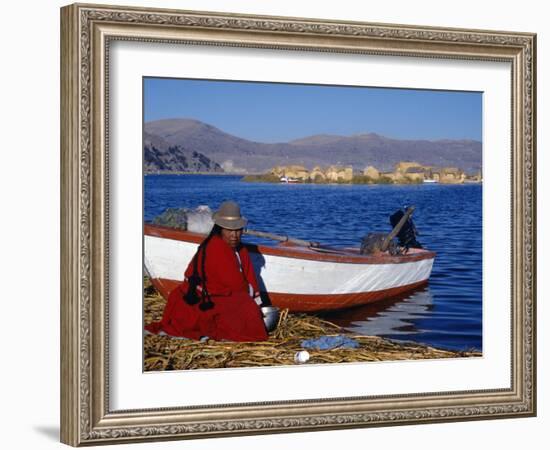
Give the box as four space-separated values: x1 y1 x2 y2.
145 235 268 342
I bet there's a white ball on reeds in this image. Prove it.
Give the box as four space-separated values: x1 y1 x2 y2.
294 350 310 364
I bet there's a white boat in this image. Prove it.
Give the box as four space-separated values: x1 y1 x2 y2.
144 224 436 313
280 176 300 184
423 179 438 183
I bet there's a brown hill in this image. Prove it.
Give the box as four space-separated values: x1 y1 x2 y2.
144 131 223 173
144 118 482 174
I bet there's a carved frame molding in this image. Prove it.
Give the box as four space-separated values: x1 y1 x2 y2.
61 3 536 446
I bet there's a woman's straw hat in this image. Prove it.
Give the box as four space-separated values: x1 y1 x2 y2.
212 201 247 230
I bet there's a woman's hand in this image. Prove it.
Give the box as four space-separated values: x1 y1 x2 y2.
253 291 262 307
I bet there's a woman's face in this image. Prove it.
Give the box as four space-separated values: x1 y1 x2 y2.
220 227 243 248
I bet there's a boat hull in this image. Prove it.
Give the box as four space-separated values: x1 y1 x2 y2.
144 225 435 312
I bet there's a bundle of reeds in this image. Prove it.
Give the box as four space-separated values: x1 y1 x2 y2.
143 277 480 371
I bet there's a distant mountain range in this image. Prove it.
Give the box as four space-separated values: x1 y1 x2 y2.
144 118 482 174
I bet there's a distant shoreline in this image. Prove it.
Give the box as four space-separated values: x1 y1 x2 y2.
241 173 482 186
144 171 248 176
144 172 483 185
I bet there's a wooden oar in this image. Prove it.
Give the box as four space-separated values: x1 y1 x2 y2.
244 229 314 247
246 205 415 255
244 229 348 254
380 206 415 252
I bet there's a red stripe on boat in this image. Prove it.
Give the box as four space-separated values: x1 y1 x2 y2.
147 277 429 313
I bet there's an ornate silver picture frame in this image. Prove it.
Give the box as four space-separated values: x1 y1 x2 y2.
60 3 536 446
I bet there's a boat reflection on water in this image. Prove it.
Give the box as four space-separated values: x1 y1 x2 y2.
322 286 434 341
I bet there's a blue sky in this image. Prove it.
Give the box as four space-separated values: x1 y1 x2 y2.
144 77 482 143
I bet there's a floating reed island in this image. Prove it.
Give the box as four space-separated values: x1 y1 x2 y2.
143 277 480 371
241 162 482 185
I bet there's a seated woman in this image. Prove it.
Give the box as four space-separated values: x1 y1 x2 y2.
145 201 268 342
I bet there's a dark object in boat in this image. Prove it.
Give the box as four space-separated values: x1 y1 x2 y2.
390 208 423 250
360 232 401 255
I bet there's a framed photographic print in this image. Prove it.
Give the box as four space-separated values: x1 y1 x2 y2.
60 3 536 446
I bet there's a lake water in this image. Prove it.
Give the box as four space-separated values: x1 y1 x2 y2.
144 174 482 352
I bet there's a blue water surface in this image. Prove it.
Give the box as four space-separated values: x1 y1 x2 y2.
144 174 482 352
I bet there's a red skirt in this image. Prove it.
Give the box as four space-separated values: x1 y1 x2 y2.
145 284 268 342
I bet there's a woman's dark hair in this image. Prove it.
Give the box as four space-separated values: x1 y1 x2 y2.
183 224 222 310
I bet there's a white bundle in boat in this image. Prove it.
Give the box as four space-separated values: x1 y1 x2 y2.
152 205 214 235
186 205 214 234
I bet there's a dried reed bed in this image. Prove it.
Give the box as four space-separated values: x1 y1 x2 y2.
143 277 480 371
